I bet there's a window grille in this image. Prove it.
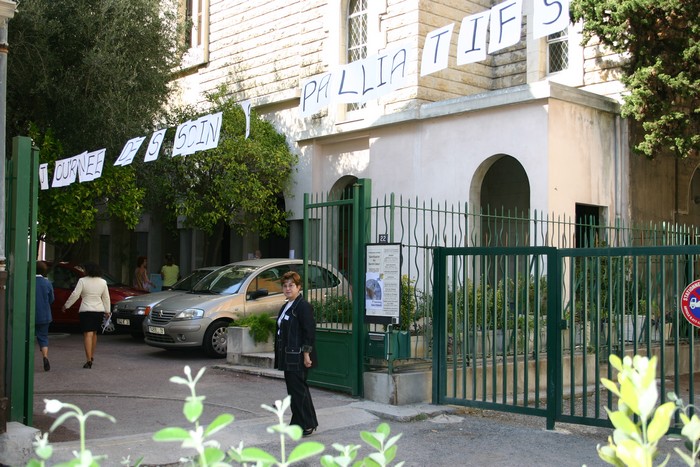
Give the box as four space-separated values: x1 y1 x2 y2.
346 0 367 112
547 29 569 74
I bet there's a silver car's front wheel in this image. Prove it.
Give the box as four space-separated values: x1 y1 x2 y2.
203 320 229 358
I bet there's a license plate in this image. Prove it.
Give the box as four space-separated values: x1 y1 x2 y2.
116 318 130 326
148 326 165 335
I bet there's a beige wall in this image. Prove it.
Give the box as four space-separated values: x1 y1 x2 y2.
163 0 687 255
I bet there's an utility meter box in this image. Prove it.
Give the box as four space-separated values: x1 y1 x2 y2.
366 330 411 360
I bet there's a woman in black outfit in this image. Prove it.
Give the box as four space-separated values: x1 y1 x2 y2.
274 270 319 436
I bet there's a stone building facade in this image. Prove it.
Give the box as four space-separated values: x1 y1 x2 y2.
90 0 700 280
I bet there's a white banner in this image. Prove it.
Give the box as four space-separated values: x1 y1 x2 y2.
39 163 49 190
144 129 167 162
78 149 106 182
299 0 568 116
488 0 523 54
533 0 571 39
114 136 146 166
457 11 491 65
172 112 223 157
421 24 454 77
43 110 226 189
300 44 410 118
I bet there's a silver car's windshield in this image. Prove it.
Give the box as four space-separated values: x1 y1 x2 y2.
172 269 215 291
190 265 258 294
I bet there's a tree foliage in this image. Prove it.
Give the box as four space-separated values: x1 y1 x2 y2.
571 0 700 158
7 0 183 251
141 87 298 262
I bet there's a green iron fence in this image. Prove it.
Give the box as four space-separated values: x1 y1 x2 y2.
431 244 700 430
367 197 700 367
432 246 556 424
556 246 700 429
304 183 700 408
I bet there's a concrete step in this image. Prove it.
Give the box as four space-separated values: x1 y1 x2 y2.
238 352 275 369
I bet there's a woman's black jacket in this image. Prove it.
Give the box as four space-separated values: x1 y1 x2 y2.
274 294 318 371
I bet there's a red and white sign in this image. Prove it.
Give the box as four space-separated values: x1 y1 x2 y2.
680 280 700 328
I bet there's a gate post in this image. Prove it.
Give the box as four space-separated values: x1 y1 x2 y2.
352 178 371 396
546 248 560 430
6 136 39 424
431 247 447 404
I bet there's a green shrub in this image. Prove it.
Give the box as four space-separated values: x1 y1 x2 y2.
231 313 276 344
311 294 352 323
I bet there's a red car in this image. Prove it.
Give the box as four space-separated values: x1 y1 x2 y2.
46 262 146 332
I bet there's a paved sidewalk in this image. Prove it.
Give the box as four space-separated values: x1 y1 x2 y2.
42 364 616 467
1 332 690 466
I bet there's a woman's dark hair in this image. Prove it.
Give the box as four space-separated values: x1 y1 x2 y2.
83 262 102 278
280 270 302 287
136 256 147 267
36 261 48 276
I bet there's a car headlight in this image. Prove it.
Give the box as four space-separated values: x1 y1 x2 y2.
174 308 204 320
134 306 151 316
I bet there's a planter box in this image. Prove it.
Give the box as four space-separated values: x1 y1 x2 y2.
562 322 590 351
226 326 274 364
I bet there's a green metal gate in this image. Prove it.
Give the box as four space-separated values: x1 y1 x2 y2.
5 137 40 425
303 179 372 396
432 244 700 430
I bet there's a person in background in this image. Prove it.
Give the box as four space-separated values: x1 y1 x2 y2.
274 271 319 436
160 253 180 290
133 255 153 292
62 262 110 369
35 261 54 371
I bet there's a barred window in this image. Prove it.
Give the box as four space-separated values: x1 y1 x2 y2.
547 29 569 74
346 0 367 112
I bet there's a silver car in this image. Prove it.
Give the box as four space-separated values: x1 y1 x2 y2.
143 258 349 357
113 266 220 338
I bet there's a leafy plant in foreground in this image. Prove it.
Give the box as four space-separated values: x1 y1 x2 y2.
598 354 700 466
28 399 121 467
29 365 405 466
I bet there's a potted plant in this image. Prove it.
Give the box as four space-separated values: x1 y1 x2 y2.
227 313 276 363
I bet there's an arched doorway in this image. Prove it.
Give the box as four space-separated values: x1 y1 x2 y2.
473 155 531 247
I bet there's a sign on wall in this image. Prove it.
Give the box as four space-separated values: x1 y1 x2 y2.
365 243 402 325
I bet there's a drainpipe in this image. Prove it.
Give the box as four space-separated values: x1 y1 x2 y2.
0 0 17 435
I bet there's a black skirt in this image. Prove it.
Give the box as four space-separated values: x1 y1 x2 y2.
79 311 104 332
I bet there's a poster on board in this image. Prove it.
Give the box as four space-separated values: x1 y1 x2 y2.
365 243 401 325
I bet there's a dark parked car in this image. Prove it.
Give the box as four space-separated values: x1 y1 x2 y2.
47 262 146 332
112 266 219 338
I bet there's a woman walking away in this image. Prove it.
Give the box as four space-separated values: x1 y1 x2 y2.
35 261 54 371
62 262 111 368
274 271 319 436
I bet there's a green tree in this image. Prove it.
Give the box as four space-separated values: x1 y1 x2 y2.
8 0 183 254
571 0 700 159
142 87 298 264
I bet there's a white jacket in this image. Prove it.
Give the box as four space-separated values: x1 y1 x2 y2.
64 276 111 313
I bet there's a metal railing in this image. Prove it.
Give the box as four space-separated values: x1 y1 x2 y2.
368 197 700 366
431 244 700 430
